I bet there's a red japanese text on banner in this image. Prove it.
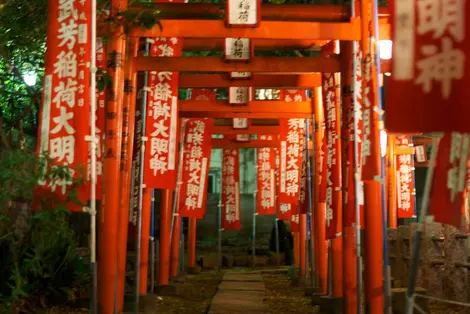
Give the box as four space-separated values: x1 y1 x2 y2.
280 90 308 102
388 0 470 133
190 89 216 101
429 133 470 228
257 147 276 215
396 136 415 219
322 73 341 239
278 119 305 220
290 214 300 233
222 149 241 230
129 104 143 226
35 0 91 211
346 46 365 227
298 127 309 215
179 118 213 219
361 53 380 180
143 37 183 189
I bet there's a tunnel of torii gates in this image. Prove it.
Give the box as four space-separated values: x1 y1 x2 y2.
37 0 470 313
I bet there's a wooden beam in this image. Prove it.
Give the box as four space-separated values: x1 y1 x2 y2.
180 100 311 112
182 112 311 119
182 38 327 51
212 138 279 149
180 74 320 88
135 56 340 73
130 20 367 40
137 56 390 74
130 4 389 21
214 118 279 126
129 4 389 21
212 125 280 135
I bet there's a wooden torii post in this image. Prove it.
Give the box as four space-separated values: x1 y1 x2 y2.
97 3 391 313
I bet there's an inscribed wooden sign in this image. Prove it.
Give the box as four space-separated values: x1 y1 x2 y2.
395 136 415 218
226 0 260 27
429 133 470 228
236 134 250 142
143 37 183 189
229 87 251 105
230 72 252 79
222 149 241 230
224 38 252 61
35 0 91 211
387 0 470 133
179 118 213 219
415 145 427 163
233 118 249 129
257 147 276 215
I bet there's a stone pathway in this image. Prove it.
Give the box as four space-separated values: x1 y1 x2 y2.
208 271 267 313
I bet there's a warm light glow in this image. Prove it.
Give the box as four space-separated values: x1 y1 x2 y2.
385 72 391 76
380 130 388 157
379 40 392 60
23 72 37 86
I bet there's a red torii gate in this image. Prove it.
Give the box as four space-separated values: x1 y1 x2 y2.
100 1 388 313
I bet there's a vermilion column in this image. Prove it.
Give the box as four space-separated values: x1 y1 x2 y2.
188 218 197 268
139 188 153 293
313 87 328 294
116 38 138 312
170 215 181 277
299 214 307 276
159 189 173 285
340 40 357 313
332 72 343 298
98 0 127 312
364 181 384 311
294 233 300 268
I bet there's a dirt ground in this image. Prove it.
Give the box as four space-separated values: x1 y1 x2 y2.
152 270 223 314
263 272 319 314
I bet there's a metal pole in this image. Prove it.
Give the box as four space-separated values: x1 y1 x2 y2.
275 196 280 266
134 39 151 314
150 190 155 293
218 152 223 270
218 199 223 269
169 121 186 249
252 149 258 268
405 137 440 314
327 239 333 297
180 224 185 274
306 118 316 289
89 0 98 311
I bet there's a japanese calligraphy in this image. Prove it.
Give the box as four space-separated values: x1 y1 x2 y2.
35 0 90 212
429 132 470 228
227 0 258 26
143 37 182 189
229 87 250 105
178 119 213 218
256 147 276 215
225 38 250 60
395 136 415 218
222 149 241 230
